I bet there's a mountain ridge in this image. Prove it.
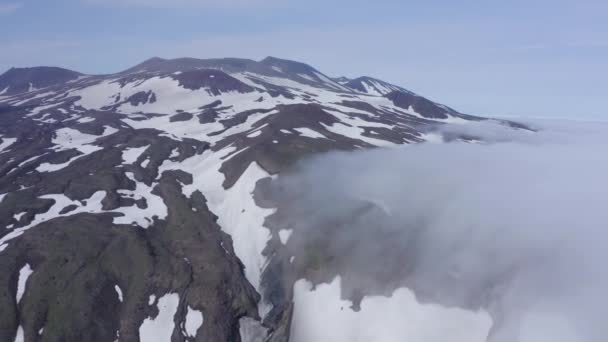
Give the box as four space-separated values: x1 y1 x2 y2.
0 56 528 342
1 57 416 99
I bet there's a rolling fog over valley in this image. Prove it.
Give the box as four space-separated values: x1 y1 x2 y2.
269 118 608 342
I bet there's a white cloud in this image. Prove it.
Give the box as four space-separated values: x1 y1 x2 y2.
274 119 608 342
0 2 22 14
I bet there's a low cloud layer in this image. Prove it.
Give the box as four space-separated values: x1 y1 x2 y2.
272 119 608 342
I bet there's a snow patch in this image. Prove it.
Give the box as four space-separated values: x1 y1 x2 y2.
0 137 16 152
322 122 396 147
122 145 149 164
184 306 204 337
13 212 26 222
52 127 104 154
0 191 106 251
297 73 316 82
278 229 293 245
294 128 326 139
247 130 263 138
72 79 122 109
16 264 33 303
77 117 96 124
14 326 24 342
139 293 180 342
114 172 167 228
115 285 123 302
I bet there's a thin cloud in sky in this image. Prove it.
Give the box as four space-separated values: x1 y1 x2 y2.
0 2 22 14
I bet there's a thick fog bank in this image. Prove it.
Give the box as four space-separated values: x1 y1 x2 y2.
276 119 608 342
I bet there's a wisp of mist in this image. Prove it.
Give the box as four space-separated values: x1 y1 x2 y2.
275 119 608 342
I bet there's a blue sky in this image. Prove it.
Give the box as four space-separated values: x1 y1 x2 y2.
1 0 606 119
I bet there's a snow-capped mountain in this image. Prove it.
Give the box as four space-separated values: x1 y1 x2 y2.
0 56 527 342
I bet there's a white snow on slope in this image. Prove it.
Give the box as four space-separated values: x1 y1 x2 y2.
27 102 62 116
294 128 326 139
14 154 47 170
10 91 54 106
124 107 277 144
107 75 287 115
52 127 113 154
291 277 492 342
115 285 123 302
0 191 106 252
114 172 167 228
361 81 383 96
322 122 396 147
37 154 83 173
13 212 26 222
14 326 24 342
77 117 95 124
39 126 117 171
297 73 316 82
72 79 122 108
184 306 204 338
356 79 402 96
159 148 275 316
314 72 350 91
247 130 263 138
122 145 149 164
139 293 180 342
278 229 292 245
0 137 16 153
16 264 33 303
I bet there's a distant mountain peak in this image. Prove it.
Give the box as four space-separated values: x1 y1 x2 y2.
0 66 81 95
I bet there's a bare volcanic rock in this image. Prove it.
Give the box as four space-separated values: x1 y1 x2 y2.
172 69 255 95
